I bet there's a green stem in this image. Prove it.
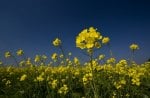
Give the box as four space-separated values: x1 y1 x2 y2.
59 45 66 65
12 55 19 67
89 49 99 98
108 43 113 57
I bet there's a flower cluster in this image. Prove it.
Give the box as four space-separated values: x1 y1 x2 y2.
130 44 139 51
76 27 102 49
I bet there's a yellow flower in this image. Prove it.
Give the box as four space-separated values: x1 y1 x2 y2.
76 27 103 49
20 74 27 81
26 58 32 66
130 44 139 51
119 59 127 65
36 73 44 82
0 61 3 65
58 84 69 95
19 60 25 67
120 79 126 85
102 37 110 44
34 55 41 62
16 49 24 56
42 55 47 60
5 51 11 58
51 79 58 89
107 58 116 64
131 77 141 86
74 57 80 65
94 42 101 48
53 38 61 47
83 73 93 85
51 53 58 60
99 54 105 60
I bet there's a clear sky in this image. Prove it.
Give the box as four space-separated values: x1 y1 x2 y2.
0 0 150 64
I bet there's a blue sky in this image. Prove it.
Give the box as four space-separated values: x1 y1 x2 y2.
0 0 150 64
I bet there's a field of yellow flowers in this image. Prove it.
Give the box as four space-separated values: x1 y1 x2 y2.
0 27 150 98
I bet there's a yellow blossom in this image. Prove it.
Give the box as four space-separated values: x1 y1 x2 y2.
51 53 58 60
34 55 41 62
20 74 27 81
53 38 61 47
58 84 69 95
102 37 110 44
42 55 47 60
51 79 58 89
76 27 103 49
99 54 105 60
130 44 139 51
74 57 80 65
107 58 116 64
16 49 24 56
5 51 11 58
36 74 44 82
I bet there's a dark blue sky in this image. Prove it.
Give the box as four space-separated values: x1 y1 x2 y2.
0 0 150 63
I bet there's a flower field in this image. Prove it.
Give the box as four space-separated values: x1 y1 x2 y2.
0 27 150 98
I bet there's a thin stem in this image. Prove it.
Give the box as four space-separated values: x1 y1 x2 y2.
59 45 66 65
12 55 19 67
89 49 99 98
108 43 113 57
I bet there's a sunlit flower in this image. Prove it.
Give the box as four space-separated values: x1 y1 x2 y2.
53 38 61 47
51 79 58 89
73 57 80 65
5 51 11 58
99 54 105 60
20 74 27 81
16 49 24 56
36 73 44 82
130 44 139 51
58 84 69 95
26 58 32 66
107 58 116 64
51 53 58 61
76 27 102 49
42 55 47 60
34 55 41 62
102 37 110 44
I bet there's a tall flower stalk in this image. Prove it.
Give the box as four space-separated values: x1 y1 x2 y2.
76 27 103 98
52 38 67 65
129 43 139 64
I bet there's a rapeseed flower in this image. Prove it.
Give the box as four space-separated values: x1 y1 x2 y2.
58 84 69 95
16 49 24 56
76 27 102 49
5 51 11 58
99 54 105 60
51 53 58 60
107 58 116 64
51 79 58 89
34 55 41 62
130 44 139 51
53 38 61 47
20 74 27 81
73 57 80 65
102 37 110 44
